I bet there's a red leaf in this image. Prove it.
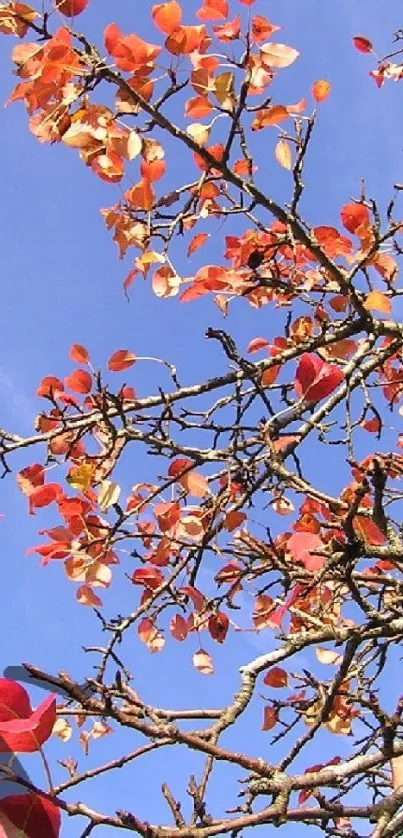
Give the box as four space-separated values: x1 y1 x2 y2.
16 464 44 497
353 516 386 546
0 680 56 753
64 369 92 394
247 337 269 354
263 667 288 688
353 35 373 53
287 532 325 571
56 0 88 16
28 484 63 515
131 567 164 590
208 611 229 643
170 614 188 641
179 586 206 612
262 705 278 730
295 354 343 403
69 344 89 364
168 458 193 477
107 349 136 371
0 680 31 721
0 794 60 838
154 501 180 532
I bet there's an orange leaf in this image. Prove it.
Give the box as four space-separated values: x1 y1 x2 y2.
187 232 209 257
180 470 210 497
363 290 391 314
185 95 213 118
69 343 89 364
138 618 165 652
36 376 64 398
340 202 370 234
223 510 246 531
76 585 103 607
107 349 136 371
152 1 182 34
125 179 155 210
140 159 166 182
196 0 228 21
64 369 92 394
312 79 331 102
252 105 288 130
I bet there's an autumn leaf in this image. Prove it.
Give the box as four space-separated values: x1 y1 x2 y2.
340 202 370 234
69 343 89 364
260 42 299 69
179 470 210 497
353 35 373 53
107 349 136 371
263 667 288 688
363 290 392 314
262 705 278 730
98 480 121 511
312 79 331 102
0 679 56 753
193 649 214 675
247 337 269 353
152 2 182 34
275 138 292 170
295 354 343 403
170 614 188 641
0 794 61 838
187 232 209 257
287 531 325 571
208 611 229 643
64 369 92 394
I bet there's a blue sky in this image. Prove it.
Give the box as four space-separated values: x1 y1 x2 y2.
0 0 403 834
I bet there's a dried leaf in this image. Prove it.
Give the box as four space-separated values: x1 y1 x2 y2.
275 138 292 170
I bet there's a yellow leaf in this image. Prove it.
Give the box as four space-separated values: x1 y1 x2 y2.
213 72 236 110
275 138 292 170
363 290 392 314
67 463 95 492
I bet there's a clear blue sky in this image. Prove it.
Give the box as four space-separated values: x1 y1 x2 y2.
0 0 402 834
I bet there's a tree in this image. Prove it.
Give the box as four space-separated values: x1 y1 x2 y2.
0 0 403 835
